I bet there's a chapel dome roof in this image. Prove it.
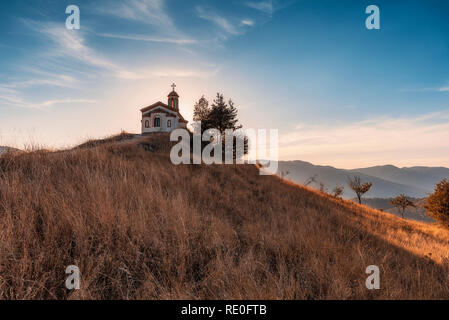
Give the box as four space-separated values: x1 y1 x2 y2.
168 90 179 97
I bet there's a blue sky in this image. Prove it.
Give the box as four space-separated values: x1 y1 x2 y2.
0 0 448 167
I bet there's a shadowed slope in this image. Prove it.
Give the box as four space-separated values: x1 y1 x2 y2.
0 134 448 299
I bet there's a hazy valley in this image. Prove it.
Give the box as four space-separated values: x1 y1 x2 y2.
278 160 449 199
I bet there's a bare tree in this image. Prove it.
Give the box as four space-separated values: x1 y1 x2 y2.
347 176 373 204
319 182 327 193
304 174 318 187
332 185 344 199
390 194 416 219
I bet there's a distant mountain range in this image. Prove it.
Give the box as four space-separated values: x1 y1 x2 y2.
278 161 449 199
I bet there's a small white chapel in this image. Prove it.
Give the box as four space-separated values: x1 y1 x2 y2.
140 84 188 134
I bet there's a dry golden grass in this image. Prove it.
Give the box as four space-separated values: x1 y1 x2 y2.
0 133 448 300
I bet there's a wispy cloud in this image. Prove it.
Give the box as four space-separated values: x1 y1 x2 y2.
245 1 295 16
37 23 120 72
241 19 256 27
117 66 220 80
0 75 79 90
36 99 98 109
94 0 194 45
0 84 96 110
0 91 97 110
399 85 449 93
196 6 241 36
0 88 27 107
8 10 219 111
0 21 107 109
26 20 172 81
245 0 275 14
95 0 175 29
97 33 198 45
98 1 256 46
21 19 216 84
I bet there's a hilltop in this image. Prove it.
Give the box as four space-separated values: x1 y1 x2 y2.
0 133 448 299
0 146 21 156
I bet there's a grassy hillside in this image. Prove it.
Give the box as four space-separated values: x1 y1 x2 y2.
0 134 448 299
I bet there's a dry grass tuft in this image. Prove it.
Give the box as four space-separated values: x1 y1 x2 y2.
0 133 448 300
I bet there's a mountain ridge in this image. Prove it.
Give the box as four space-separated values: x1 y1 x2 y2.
278 160 449 199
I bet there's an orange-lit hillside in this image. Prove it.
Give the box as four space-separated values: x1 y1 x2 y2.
0 133 448 299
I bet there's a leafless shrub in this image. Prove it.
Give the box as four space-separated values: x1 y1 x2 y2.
303 174 318 186
332 185 345 199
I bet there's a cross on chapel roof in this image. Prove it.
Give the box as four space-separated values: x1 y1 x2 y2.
168 83 179 97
